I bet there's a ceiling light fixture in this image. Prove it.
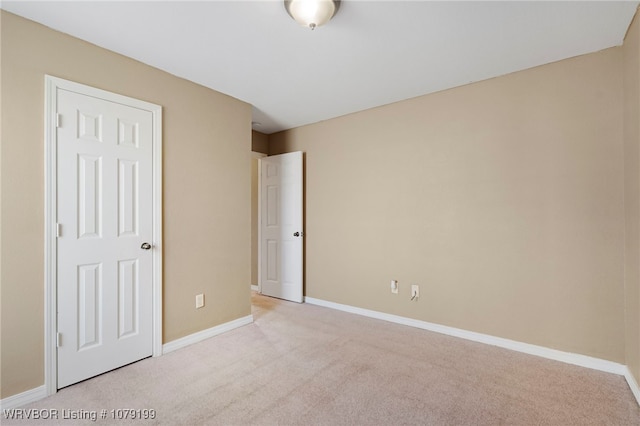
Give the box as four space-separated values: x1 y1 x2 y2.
284 0 340 30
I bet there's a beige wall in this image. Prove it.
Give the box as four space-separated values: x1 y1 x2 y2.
270 48 626 363
624 11 640 384
0 11 252 398
252 130 269 154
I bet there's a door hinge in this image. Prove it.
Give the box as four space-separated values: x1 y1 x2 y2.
56 332 62 347
56 223 62 238
56 113 61 128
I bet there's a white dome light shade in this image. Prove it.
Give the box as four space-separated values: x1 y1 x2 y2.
284 0 340 30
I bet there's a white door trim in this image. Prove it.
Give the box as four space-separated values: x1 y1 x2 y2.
253 152 267 293
257 155 263 295
44 75 163 396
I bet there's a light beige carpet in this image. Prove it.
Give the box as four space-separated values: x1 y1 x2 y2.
5 292 640 425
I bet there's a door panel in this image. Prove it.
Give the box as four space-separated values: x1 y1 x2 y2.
118 259 139 338
260 152 303 303
57 89 153 388
118 159 138 237
77 263 101 349
78 155 102 239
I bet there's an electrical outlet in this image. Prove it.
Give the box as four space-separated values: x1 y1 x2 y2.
390 280 398 294
195 293 204 309
411 285 419 300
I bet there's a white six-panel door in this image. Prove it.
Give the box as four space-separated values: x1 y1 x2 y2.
56 88 154 388
260 152 304 303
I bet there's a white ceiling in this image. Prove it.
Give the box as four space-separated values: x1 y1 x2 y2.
3 1 639 134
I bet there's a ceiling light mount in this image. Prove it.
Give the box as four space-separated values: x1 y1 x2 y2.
284 0 340 30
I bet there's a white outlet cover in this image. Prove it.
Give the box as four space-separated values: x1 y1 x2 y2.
195 294 204 309
411 285 419 299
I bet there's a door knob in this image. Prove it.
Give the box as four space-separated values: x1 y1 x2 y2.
293 232 300 237
141 242 152 250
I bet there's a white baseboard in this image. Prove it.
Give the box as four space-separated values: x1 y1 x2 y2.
251 285 259 292
0 385 47 410
162 315 253 354
624 367 640 406
304 297 628 377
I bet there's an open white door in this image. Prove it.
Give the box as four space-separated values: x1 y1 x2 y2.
259 152 304 303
